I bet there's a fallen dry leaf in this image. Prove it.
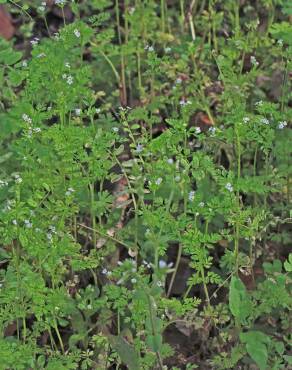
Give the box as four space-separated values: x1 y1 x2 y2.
0 5 14 40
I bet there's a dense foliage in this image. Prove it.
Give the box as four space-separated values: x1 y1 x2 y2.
0 0 291 369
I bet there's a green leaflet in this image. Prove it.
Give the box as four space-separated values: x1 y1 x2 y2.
240 331 270 370
108 335 140 370
229 276 251 323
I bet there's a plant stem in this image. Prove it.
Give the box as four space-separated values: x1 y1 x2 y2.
147 295 164 370
54 318 64 353
234 126 241 275
167 243 182 297
89 183 97 247
160 0 166 33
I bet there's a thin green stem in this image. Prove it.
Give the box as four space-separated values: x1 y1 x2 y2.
235 127 241 275
167 243 182 297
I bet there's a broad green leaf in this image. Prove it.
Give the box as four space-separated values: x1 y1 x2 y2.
108 335 140 370
146 334 162 352
229 276 251 322
0 49 22 66
284 254 292 272
240 331 270 370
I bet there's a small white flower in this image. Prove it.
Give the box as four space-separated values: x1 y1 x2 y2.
101 268 108 275
65 62 71 68
47 233 53 240
33 127 41 133
55 0 66 5
195 127 201 134
225 182 233 192
22 60 28 67
179 99 191 106
167 158 174 164
188 191 195 201
157 281 163 287
12 220 17 225
278 121 287 129
199 202 205 208
277 39 283 46
261 118 269 125
175 78 182 84
129 7 135 15
74 29 81 38
155 177 162 185
24 219 32 228
75 109 81 116
159 260 167 269
95 108 101 114
208 127 216 135
255 100 263 107
37 53 46 58
165 47 171 53
62 74 67 79
145 45 154 52
250 56 259 66
136 143 143 153
243 117 250 123
22 114 32 124
0 180 8 188
175 175 181 182
49 226 56 233
112 127 119 133
66 75 73 85
38 5 45 12
14 175 23 184
131 278 137 284
65 187 75 196
30 37 39 46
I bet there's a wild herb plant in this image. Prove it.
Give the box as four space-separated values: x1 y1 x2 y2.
0 0 291 369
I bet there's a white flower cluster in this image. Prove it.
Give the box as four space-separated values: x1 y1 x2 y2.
155 177 162 185
62 74 74 85
188 191 195 201
225 182 233 192
208 127 216 135
144 45 154 52
179 99 192 106
38 1 46 12
136 143 143 153
30 37 40 46
55 0 66 5
260 118 269 125
22 114 32 124
0 180 8 188
24 219 33 228
74 29 81 38
14 174 22 184
278 121 287 129
250 56 259 66
47 225 57 242
65 187 75 196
